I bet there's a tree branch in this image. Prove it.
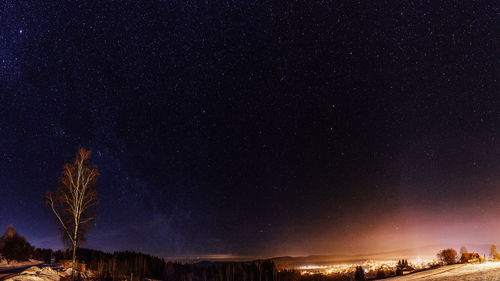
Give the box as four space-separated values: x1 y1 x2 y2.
47 193 74 244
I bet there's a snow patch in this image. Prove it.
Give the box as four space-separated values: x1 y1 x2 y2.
0 259 44 271
386 261 500 281
4 265 97 281
4 266 60 281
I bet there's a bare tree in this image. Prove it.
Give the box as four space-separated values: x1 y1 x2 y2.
460 246 468 256
46 148 99 270
490 244 499 260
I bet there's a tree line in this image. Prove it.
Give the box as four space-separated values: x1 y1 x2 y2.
437 244 500 265
0 226 298 281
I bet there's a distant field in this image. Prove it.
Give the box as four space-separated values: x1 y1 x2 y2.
386 262 500 281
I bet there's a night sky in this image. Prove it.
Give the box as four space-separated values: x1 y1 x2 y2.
0 1 498 258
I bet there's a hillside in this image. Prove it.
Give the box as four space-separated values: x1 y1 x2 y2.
386 262 500 281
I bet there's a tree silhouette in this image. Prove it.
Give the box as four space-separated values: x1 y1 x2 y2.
437 248 458 265
46 148 99 271
355 266 365 281
490 244 500 260
460 246 468 256
0 225 34 263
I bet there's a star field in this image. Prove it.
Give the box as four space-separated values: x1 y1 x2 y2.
0 1 499 257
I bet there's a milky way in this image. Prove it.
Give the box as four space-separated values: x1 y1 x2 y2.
0 1 498 257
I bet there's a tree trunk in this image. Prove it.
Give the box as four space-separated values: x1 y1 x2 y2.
72 222 78 277
72 240 77 276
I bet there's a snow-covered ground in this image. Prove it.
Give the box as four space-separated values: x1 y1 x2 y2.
0 260 43 271
386 262 500 281
3 266 95 281
3 266 62 281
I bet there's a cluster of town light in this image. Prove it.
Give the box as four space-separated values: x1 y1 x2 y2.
298 258 437 275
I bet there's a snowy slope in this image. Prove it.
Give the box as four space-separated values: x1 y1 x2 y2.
3 266 61 281
0 260 43 271
386 262 500 281
4 266 95 281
